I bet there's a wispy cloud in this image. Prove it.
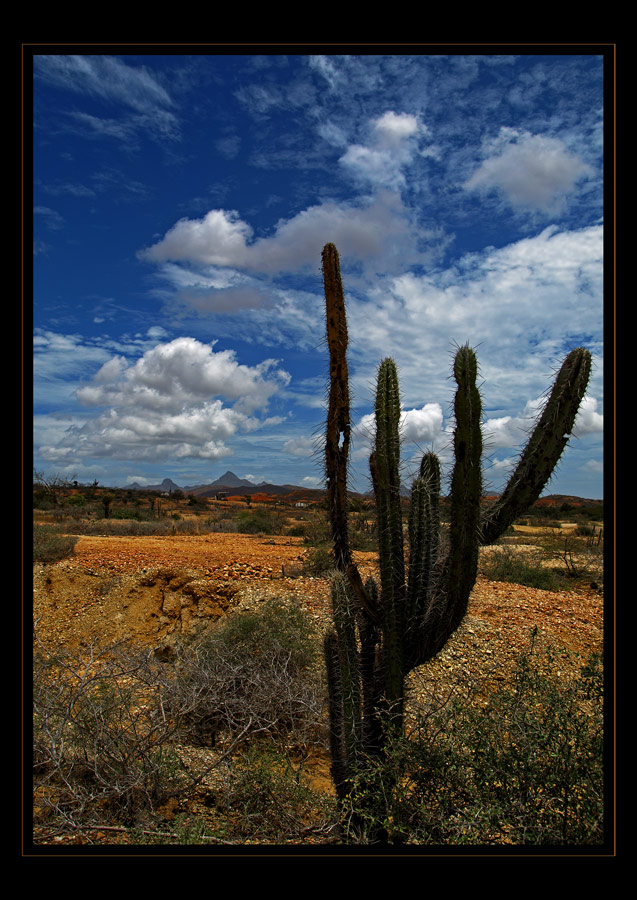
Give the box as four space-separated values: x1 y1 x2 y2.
339 110 428 191
34 54 180 143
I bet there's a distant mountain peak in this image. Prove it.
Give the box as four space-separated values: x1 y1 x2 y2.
210 471 255 488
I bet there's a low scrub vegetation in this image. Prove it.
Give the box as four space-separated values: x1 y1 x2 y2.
32 598 604 846
169 597 325 749
480 523 604 591
339 630 604 845
31 481 605 847
33 524 79 564
32 597 333 845
479 546 563 591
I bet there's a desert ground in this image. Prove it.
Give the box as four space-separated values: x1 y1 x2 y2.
33 528 603 659
31 519 604 846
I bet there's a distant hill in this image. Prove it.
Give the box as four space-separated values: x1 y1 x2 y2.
120 475 601 509
533 494 603 508
123 472 323 499
207 471 257 489
124 477 182 493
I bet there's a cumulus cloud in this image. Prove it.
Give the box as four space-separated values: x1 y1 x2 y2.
77 336 289 414
482 414 530 450
465 130 593 213
572 395 604 436
137 111 444 289
353 402 445 456
483 391 603 453
39 337 290 464
400 403 444 444
139 110 435 284
140 191 425 277
141 210 253 269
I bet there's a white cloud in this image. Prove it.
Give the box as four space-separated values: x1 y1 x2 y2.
140 191 428 277
141 209 253 268
465 130 593 213
482 390 603 454
347 224 603 409
339 111 426 191
67 111 136 143
400 403 444 444
35 55 173 111
317 120 349 148
352 403 445 456
77 336 289 415
373 111 422 144
573 395 604 436
34 206 65 230
283 436 316 457
38 337 290 464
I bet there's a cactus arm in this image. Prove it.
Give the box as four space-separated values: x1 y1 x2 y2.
331 573 362 775
357 576 384 749
480 347 592 545
409 346 483 669
323 629 351 802
406 451 441 627
374 359 406 609
373 358 406 722
446 345 483 608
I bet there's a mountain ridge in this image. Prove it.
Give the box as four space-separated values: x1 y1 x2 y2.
123 471 313 497
120 474 601 506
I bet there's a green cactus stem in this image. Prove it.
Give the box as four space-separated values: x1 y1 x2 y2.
373 358 407 724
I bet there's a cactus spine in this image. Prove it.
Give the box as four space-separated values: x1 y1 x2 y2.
321 243 592 825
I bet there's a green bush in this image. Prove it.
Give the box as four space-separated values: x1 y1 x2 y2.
235 508 281 535
33 524 78 563
341 632 604 845
171 596 325 749
211 745 335 843
110 508 141 520
33 638 189 831
302 544 335 576
480 546 561 590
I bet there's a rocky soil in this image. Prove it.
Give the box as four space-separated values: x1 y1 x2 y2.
31 530 605 847
32 531 604 661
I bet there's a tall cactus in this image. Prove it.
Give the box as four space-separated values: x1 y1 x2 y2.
321 243 592 827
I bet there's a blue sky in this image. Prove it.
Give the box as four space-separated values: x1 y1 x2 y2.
32 50 607 497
